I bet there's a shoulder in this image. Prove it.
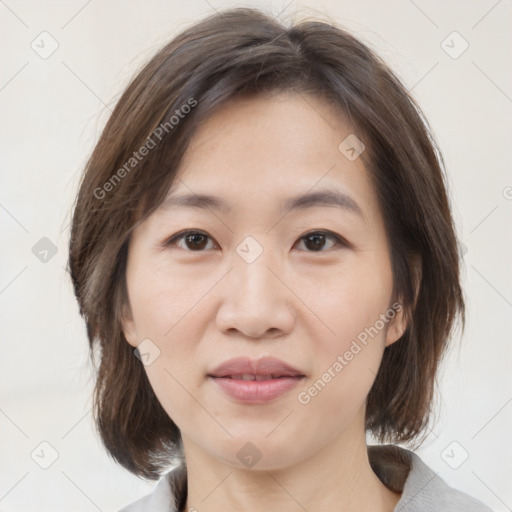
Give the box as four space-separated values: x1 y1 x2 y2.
118 464 186 512
396 448 494 512
118 476 171 512
119 447 494 512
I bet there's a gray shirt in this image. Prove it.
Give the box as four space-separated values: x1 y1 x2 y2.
119 444 493 511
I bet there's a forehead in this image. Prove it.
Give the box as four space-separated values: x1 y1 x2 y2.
158 92 379 224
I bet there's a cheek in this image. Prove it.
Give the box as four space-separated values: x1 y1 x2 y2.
131 276 205 372
127 264 214 425
318 261 393 348
297 286 390 432
303 256 393 399
129 258 209 338
137 308 206 433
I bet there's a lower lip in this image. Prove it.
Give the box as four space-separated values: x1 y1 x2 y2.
209 376 304 403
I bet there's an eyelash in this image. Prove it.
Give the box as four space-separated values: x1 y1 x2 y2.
162 229 350 253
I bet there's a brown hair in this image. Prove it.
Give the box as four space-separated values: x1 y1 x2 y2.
68 7 465 480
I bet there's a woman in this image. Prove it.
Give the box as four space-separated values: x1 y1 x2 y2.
68 7 493 512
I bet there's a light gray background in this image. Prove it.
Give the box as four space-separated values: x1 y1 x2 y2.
1 1 511 511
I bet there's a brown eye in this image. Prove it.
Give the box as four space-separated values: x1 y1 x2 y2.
163 229 348 253
295 231 346 252
183 232 209 250
165 230 218 251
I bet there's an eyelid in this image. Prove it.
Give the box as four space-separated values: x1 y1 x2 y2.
161 229 352 251
297 230 352 250
161 229 218 250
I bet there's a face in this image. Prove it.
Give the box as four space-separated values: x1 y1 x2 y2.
122 92 406 470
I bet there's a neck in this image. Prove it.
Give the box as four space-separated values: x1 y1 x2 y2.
180 407 402 512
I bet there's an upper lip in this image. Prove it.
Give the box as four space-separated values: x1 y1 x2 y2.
208 356 305 378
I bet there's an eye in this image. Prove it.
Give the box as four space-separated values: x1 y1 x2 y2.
164 230 219 251
163 229 348 252
294 230 348 252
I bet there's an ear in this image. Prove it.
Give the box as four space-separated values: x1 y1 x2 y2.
384 302 408 347
385 254 422 347
121 302 138 348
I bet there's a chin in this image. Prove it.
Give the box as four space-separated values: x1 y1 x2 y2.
205 431 308 471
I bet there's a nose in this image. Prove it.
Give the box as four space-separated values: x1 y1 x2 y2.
215 248 296 339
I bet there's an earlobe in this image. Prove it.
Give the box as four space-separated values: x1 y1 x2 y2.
385 306 407 347
385 254 421 347
121 303 138 348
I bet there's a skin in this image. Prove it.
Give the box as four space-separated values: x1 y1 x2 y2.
122 92 407 512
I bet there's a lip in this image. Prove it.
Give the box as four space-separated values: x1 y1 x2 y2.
208 356 304 378
207 356 306 404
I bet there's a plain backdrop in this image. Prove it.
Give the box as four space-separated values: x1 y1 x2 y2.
1 1 511 511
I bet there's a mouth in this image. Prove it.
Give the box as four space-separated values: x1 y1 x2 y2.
208 375 305 403
208 355 305 379
207 356 306 403
215 374 303 381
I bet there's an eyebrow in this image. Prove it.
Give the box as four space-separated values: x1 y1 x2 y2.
160 189 364 217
